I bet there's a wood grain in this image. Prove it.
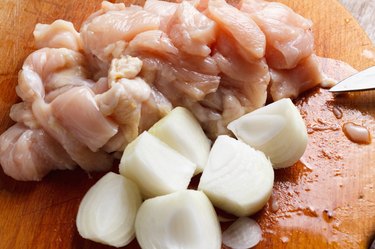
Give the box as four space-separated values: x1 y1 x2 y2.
0 0 374 249
339 0 375 43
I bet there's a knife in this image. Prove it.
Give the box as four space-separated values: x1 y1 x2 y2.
329 66 375 93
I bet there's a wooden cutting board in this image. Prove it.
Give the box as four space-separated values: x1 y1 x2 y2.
0 0 375 248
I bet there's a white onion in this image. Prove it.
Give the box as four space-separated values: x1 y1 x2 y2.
148 107 211 174
222 217 262 249
76 172 142 247
135 190 222 249
119 131 196 198
198 135 274 217
228 98 308 168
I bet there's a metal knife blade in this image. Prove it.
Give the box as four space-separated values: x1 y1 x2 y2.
329 66 375 93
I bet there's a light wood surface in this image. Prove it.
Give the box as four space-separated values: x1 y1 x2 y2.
0 0 374 249
339 0 375 43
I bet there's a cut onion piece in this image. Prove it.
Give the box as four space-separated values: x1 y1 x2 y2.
198 135 274 216
119 131 196 198
148 107 211 174
227 98 308 168
76 172 142 247
222 217 262 249
135 190 222 249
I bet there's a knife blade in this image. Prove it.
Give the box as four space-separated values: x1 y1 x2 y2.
329 66 375 93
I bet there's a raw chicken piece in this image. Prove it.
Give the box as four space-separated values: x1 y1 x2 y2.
96 56 171 151
130 41 221 135
214 32 270 112
144 0 178 31
126 30 179 60
140 57 220 103
101 129 127 153
192 69 268 137
16 48 89 103
126 30 219 75
30 129 76 171
188 0 209 11
186 31 269 137
45 65 93 91
32 99 114 172
105 77 150 137
139 86 172 131
0 124 35 181
184 99 224 137
91 77 110 95
166 1 217 57
108 55 143 81
5 46 114 179
239 0 265 13
269 55 323 100
218 60 269 111
86 0 126 22
175 53 220 75
80 3 160 65
185 87 248 138
207 0 266 60
140 56 223 137
0 124 76 181
51 86 118 152
181 31 270 137
105 57 151 124
240 0 314 69
34 20 83 51
9 102 39 129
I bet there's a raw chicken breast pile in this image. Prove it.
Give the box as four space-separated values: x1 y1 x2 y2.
0 0 323 181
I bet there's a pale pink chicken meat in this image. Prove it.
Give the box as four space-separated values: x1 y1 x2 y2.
80 3 160 67
32 99 114 172
269 55 323 100
1 0 325 181
166 1 217 57
9 102 39 129
140 57 220 104
188 30 270 137
175 53 220 75
126 30 179 60
16 48 90 103
214 32 270 112
96 56 172 151
143 0 178 31
0 124 76 181
188 88 249 137
207 0 266 60
96 76 147 148
124 29 220 103
16 48 118 156
240 0 314 69
34 20 83 51
127 30 219 75
2 47 116 179
51 86 118 152
124 17 220 79
139 86 172 131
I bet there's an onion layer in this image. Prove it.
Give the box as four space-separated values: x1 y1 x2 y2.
120 131 196 198
198 135 274 216
149 107 211 174
76 172 142 247
135 190 222 249
228 98 308 168
222 217 262 249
